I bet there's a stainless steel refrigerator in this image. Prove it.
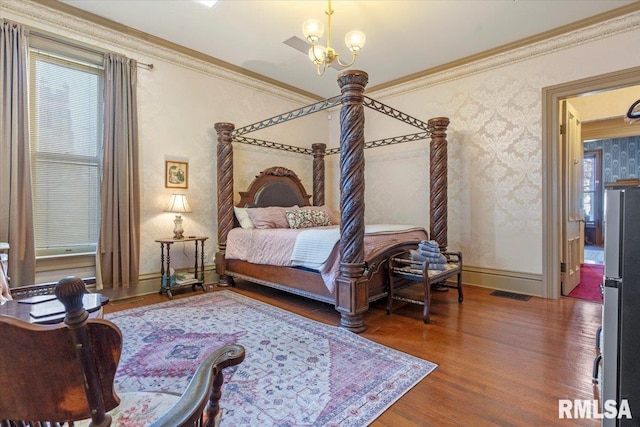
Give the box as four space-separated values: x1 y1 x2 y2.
602 186 640 426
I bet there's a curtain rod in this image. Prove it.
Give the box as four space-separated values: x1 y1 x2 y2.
30 29 154 70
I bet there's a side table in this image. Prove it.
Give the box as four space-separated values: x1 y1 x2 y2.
155 236 208 298
0 293 108 324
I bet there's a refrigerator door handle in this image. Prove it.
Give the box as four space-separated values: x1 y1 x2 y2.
593 353 602 385
604 278 621 289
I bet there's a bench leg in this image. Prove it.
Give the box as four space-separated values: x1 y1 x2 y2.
456 272 463 303
386 257 396 316
422 275 431 323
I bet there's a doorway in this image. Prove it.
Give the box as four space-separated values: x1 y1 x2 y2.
542 65 640 299
565 112 640 302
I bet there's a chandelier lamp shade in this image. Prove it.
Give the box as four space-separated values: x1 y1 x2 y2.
165 194 192 239
302 0 366 75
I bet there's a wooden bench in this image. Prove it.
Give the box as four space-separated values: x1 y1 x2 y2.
387 250 463 323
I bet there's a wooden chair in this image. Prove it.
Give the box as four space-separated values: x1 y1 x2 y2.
0 276 245 427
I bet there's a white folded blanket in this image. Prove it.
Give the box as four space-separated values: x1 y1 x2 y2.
291 224 424 272
290 227 341 271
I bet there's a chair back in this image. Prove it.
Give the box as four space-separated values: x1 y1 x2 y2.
0 276 120 424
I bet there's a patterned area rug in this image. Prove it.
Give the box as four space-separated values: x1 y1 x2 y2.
106 290 436 426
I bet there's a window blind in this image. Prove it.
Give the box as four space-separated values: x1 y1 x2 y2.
29 49 104 257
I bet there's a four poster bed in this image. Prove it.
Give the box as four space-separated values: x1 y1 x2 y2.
215 70 450 332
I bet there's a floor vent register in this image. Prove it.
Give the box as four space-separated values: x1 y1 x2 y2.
490 290 532 301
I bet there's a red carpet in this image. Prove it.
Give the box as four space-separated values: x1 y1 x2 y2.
568 264 604 302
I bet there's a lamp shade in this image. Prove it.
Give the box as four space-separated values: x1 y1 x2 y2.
302 19 324 43
165 194 192 213
308 45 326 64
345 30 366 52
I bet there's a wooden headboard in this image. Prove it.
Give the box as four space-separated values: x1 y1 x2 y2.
237 166 312 208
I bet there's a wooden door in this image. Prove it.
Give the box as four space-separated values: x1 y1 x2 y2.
561 100 583 295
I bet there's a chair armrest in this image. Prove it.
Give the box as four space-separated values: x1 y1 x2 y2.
150 344 245 427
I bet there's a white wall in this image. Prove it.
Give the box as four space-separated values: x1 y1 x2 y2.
362 15 640 278
568 86 640 122
1 1 327 279
136 61 322 275
3 1 639 289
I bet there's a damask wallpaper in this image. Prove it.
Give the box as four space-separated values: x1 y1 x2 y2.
363 20 640 282
584 136 640 184
1 1 324 277
3 0 640 295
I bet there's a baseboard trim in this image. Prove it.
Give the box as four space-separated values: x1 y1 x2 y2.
100 264 545 301
101 265 218 301
461 266 544 298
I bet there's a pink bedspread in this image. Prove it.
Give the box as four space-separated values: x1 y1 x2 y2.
226 225 427 292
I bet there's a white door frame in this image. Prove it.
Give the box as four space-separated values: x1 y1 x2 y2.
542 66 640 299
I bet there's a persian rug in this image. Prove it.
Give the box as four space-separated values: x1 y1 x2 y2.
568 263 604 303
106 290 436 426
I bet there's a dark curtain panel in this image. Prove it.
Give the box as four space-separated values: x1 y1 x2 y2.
0 20 35 287
97 53 140 289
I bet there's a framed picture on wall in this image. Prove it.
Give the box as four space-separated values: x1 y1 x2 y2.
165 160 188 189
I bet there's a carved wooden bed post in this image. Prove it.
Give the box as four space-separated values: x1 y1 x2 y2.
428 117 450 252
312 143 326 206
335 70 368 333
215 122 235 286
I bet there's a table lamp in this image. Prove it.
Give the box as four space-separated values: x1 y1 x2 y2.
165 194 192 239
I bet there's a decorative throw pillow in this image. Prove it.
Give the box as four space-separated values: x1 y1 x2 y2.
246 206 296 229
305 205 340 225
233 207 254 229
285 209 332 229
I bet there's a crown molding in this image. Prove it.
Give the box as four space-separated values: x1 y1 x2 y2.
368 9 640 99
4 1 638 103
1 0 318 105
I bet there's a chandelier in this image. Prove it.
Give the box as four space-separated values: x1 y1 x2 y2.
302 0 366 75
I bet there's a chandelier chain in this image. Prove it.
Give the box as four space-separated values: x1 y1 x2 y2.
303 0 365 75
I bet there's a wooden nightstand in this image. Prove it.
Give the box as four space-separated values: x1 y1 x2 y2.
155 236 208 298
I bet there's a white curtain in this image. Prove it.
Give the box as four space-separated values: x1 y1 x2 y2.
0 20 35 287
96 53 140 289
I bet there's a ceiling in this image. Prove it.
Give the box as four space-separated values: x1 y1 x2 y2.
56 0 638 99
570 86 640 122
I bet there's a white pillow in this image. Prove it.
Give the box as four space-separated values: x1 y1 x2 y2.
234 207 254 229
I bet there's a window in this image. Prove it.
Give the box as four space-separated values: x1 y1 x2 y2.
29 37 104 257
583 150 603 246
583 154 596 223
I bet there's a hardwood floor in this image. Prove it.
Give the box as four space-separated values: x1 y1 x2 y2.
104 281 602 426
